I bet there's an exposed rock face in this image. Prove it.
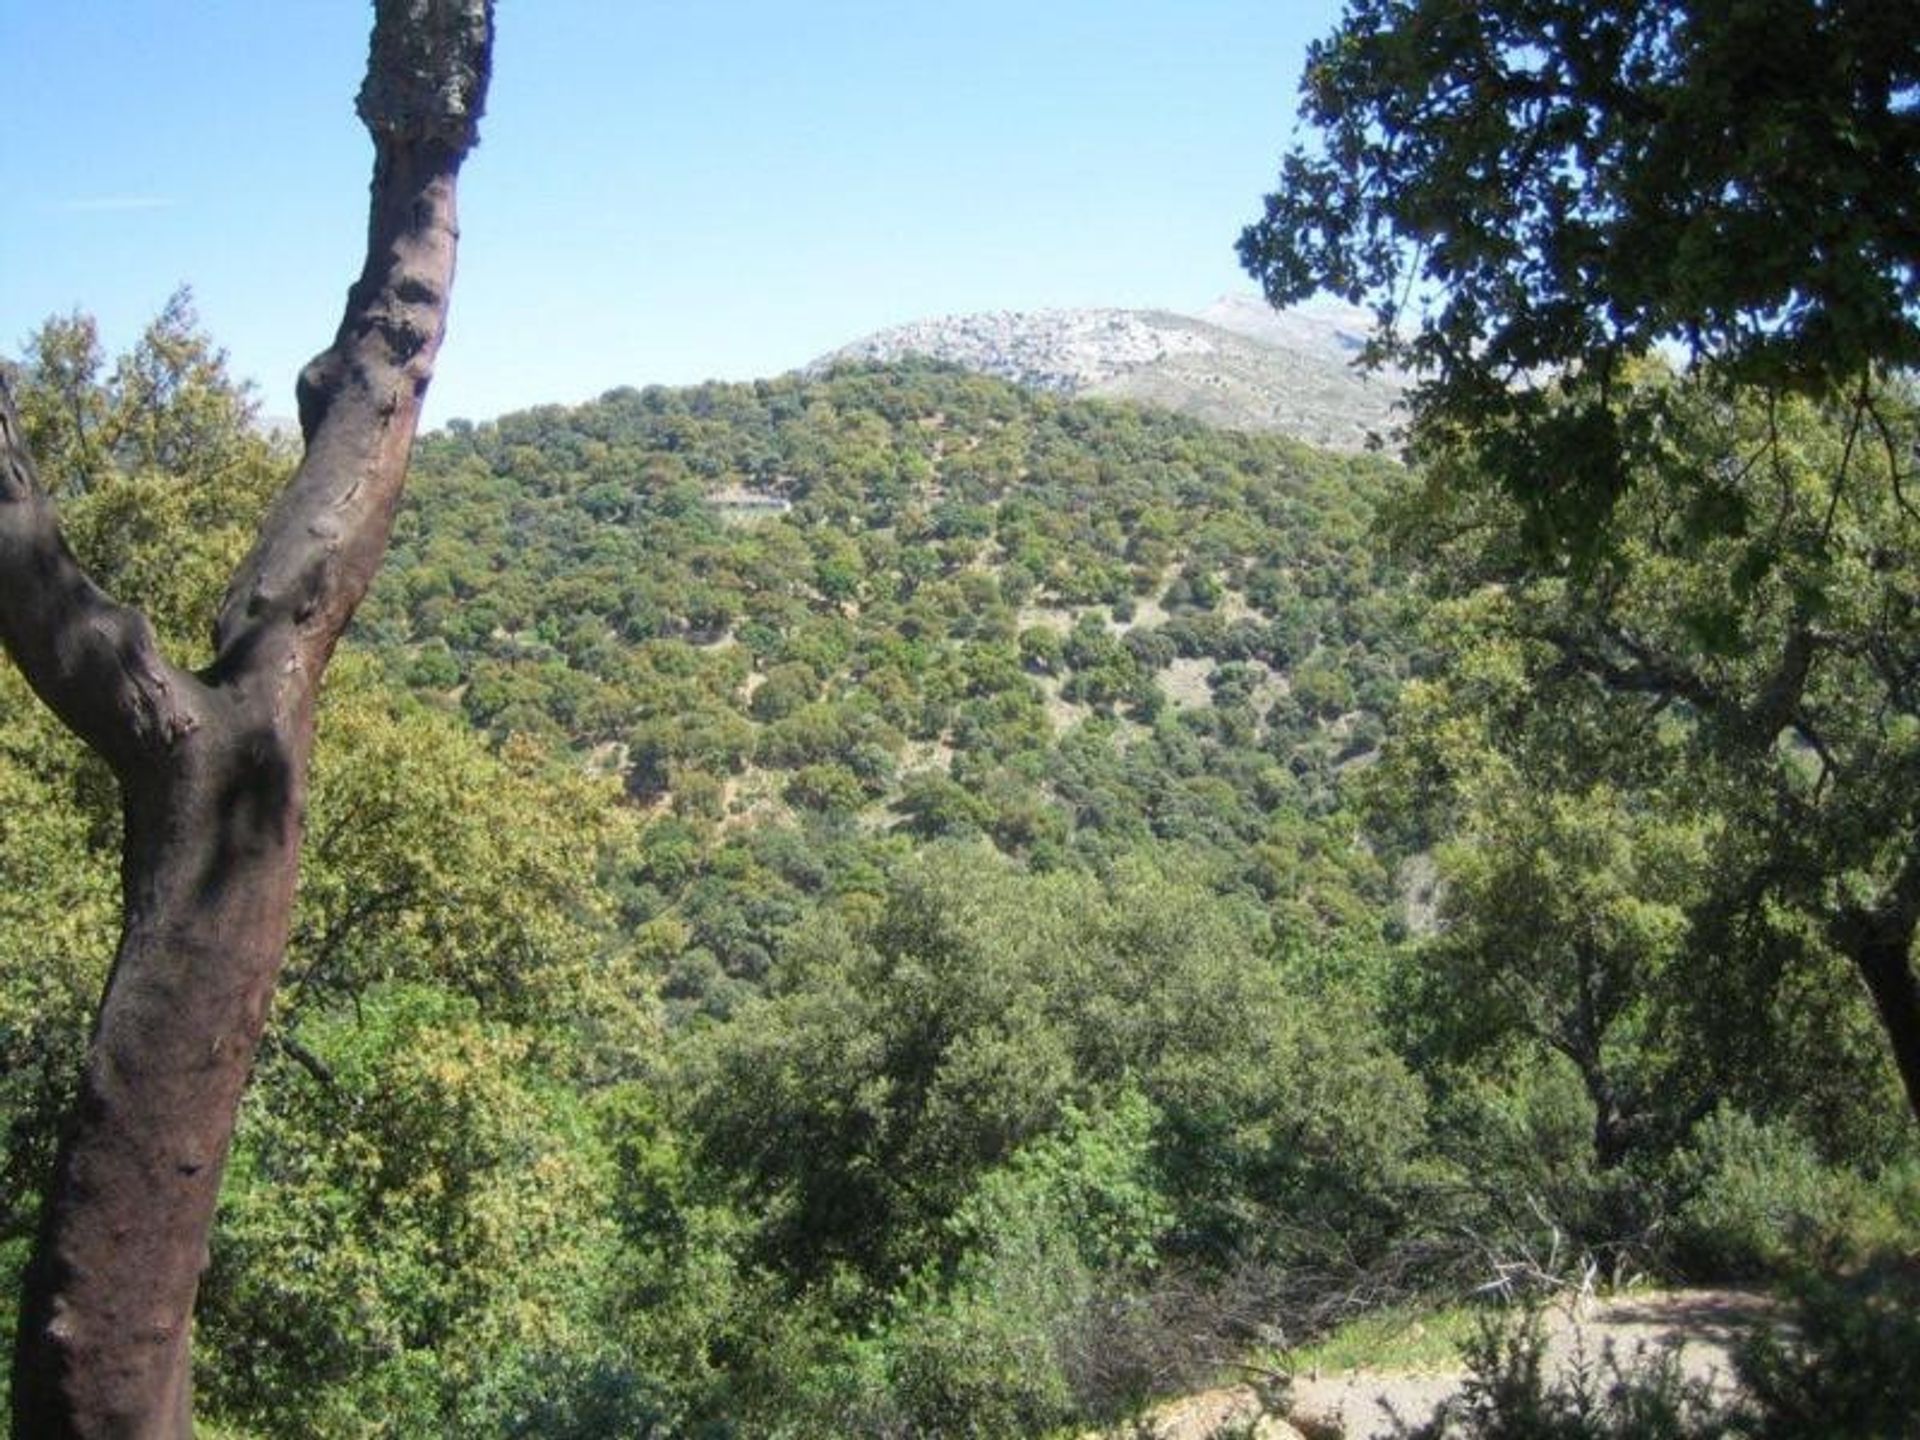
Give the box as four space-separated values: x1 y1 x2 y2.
817 295 1408 452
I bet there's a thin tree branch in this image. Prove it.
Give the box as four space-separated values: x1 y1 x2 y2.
274 1034 338 1093
1546 620 1724 716
281 881 417 1008
1541 608 1822 754
1818 373 1869 546
1862 385 1920 529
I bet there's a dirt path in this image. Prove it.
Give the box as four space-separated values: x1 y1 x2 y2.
1125 1289 1775 1440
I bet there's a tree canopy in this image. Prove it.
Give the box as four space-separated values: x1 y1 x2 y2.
1239 0 1920 552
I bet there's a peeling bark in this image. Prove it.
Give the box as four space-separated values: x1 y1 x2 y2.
5 5 493 1435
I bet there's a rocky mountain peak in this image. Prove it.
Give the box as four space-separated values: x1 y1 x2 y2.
816 294 1407 452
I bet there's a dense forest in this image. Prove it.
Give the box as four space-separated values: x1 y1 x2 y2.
2 301 1915 1437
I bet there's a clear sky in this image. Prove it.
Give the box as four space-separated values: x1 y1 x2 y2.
0 2 1336 427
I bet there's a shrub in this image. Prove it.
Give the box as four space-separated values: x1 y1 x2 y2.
1733 1266 1920 1439
1666 1108 1873 1279
875 1096 1177 1436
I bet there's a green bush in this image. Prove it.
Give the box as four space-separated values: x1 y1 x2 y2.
881 1289 1081 1440
1734 1267 1920 1439
196 985 629 1437
1667 1109 1873 1279
1421 1053 1619 1247
872 1095 1174 1437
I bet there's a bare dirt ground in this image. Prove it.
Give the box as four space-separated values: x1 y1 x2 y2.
1119 1289 1775 1440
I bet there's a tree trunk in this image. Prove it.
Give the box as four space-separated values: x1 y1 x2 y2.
11 722 311 1436
1827 838 1920 1133
3 5 493 1435
1851 920 1920 1131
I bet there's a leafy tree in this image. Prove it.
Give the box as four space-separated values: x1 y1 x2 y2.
1422 778 1708 1170
1392 376 1920 1134
1240 0 1920 553
0 670 118 1259
850 1093 1175 1438
1247 1 1920 1134
195 985 631 1437
0 6 493 1432
681 847 1425 1300
3 330 657 1440
15 293 282 516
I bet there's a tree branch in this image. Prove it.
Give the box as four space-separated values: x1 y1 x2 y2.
211 0 494 706
1543 620 1724 716
0 369 202 772
273 1033 339 1093
1543 606 1823 757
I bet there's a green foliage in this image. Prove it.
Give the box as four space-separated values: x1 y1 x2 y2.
728 1093 1223 1440
198 985 629 1434
1665 1109 1889 1281
1413 777 1709 1171
185 684 662 1434
292 657 641 1036
1242 0 1920 554
1735 1267 1920 1439
12 291 285 658
864 1097 1174 1438
681 845 1426 1314
956 1090 1175 1278
356 361 1416 911
185 671 671 1436
1247 0 1920 1176
0 669 119 1247
1417 1053 1631 1256
1374 370 1920 1159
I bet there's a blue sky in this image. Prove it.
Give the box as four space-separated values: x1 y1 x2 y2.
0 2 1337 426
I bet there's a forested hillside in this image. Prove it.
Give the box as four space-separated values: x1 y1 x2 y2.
355 362 1417 959
3 310 1915 1437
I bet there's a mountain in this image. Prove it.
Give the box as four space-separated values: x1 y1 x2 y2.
815 293 1407 452
362 361 1416 930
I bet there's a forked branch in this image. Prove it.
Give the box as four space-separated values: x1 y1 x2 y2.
0 370 201 772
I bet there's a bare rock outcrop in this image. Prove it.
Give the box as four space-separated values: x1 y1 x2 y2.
816 295 1407 452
